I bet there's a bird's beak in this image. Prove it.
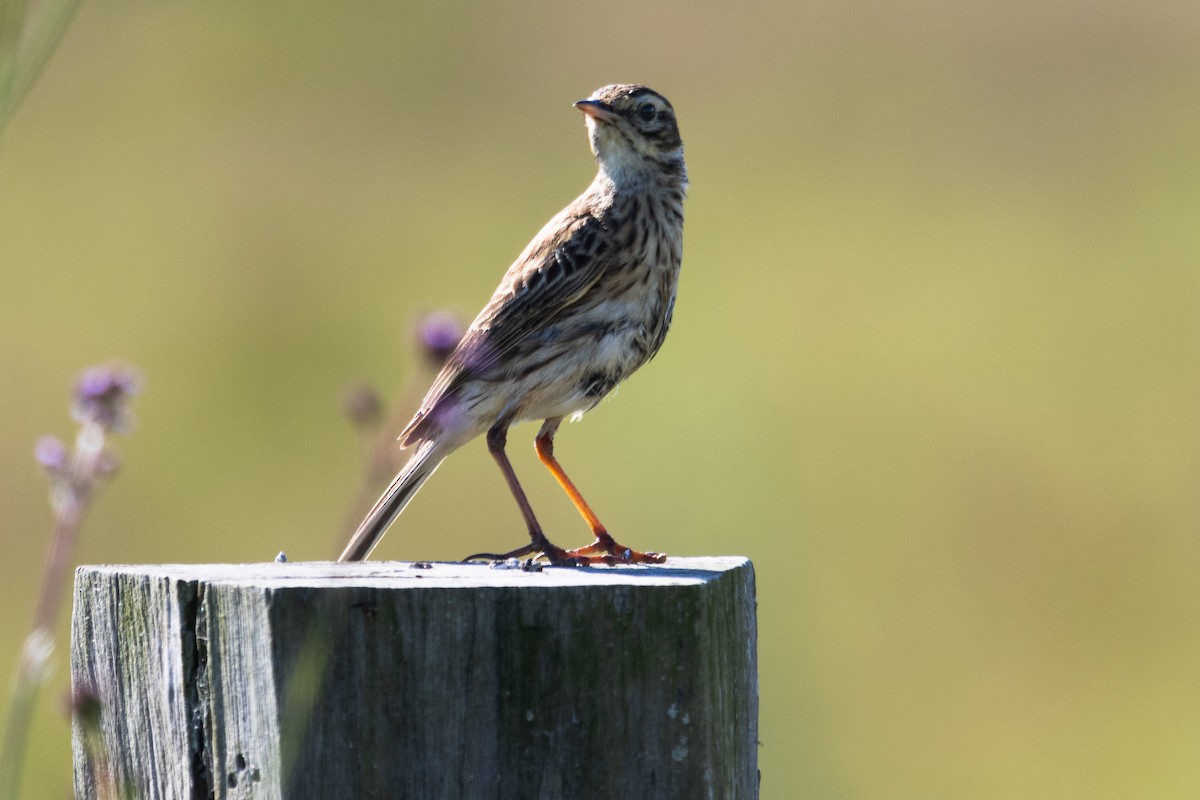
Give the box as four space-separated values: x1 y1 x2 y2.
574 99 618 122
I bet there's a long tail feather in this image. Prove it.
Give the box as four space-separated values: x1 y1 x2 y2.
338 439 446 562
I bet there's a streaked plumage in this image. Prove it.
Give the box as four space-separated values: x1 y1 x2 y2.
339 84 687 565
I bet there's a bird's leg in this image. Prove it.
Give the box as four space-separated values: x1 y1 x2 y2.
534 419 666 565
466 423 585 566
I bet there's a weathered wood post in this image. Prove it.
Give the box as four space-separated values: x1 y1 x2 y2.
71 557 757 799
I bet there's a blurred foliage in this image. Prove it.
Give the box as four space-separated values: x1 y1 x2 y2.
0 0 82 136
1 1 1198 797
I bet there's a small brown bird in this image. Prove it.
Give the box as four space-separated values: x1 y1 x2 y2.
339 84 687 565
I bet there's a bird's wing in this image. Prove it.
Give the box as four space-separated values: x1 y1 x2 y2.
400 201 612 445
476 206 610 361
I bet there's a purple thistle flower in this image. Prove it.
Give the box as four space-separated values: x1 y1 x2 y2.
416 310 464 368
70 364 142 433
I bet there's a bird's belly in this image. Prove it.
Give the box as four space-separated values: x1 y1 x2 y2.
465 273 677 428
511 329 637 417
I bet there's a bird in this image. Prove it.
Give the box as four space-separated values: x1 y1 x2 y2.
338 84 687 566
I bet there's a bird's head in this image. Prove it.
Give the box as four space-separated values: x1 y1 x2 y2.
575 84 685 186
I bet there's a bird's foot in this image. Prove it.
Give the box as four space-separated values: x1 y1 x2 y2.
565 532 666 565
462 537 591 568
462 543 542 564
462 532 665 567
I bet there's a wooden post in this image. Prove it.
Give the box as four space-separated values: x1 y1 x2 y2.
71 557 757 799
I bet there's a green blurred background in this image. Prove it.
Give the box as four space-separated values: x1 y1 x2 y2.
2 0 1198 796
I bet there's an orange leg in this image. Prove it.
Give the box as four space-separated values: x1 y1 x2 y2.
534 419 666 565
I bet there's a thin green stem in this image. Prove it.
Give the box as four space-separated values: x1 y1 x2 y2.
0 0 83 137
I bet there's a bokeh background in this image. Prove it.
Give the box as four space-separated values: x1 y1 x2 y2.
2 0 1198 796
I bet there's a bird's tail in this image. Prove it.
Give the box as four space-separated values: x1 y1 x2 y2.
338 439 446 562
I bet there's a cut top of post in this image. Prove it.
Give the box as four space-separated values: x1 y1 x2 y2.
79 555 751 589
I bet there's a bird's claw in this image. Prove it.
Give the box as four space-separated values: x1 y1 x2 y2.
462 537 664 568
564 535 666 565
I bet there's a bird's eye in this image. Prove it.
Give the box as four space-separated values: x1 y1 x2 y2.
637 102 657 122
